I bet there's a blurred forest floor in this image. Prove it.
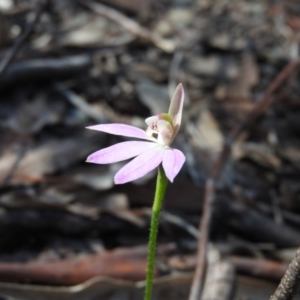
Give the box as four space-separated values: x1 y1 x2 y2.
0 0 300 299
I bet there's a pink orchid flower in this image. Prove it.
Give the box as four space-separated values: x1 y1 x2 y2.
86 83 185 184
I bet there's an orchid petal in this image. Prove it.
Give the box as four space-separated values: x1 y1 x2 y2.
87 141 157 164
162 148 185 182
87 124 153 141
168 83 184 135
114 146 164 184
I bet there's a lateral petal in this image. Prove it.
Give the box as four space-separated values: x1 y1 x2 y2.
87 141 157 164
114 147 164 184
87 124 153 141
162 148 185 182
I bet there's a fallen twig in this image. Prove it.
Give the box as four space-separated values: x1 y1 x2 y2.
170 253 290 282
229 256 288 282
0 54 92 89
55 83 106 123
270 247 300 300
78 0 175 53
224 199 300 248
188 58 300 300
202 247 235 300
0 245 172 285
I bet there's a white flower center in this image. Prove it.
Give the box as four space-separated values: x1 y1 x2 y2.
145 115 174 146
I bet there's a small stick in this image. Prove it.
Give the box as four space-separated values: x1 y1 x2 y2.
0 0 48 78
188 58 300 300
229 256 288 281
202 247 235 300
78 0 175 53
270 247 300 300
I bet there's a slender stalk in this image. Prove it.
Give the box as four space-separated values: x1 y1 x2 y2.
144 166 168 300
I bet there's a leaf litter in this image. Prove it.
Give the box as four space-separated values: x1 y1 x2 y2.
0 0 300 299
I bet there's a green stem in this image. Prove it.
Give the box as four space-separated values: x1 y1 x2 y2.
144 166 168 300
